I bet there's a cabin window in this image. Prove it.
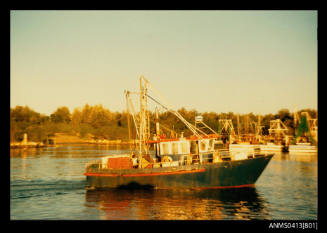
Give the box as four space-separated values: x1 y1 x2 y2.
181 142 188 154
200 141 207 151
190 141 197 154
162 143 169 155
172 142 179 154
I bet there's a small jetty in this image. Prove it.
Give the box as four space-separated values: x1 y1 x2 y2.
87 138 137 145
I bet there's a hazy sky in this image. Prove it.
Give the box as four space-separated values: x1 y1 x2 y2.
10 10 317 116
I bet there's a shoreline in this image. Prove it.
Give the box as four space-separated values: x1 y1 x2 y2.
10 140 135 149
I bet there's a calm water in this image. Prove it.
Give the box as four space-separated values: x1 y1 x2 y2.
10 145 317 220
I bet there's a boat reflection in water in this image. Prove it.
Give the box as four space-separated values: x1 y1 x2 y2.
85 187 270 220
274 152 317 163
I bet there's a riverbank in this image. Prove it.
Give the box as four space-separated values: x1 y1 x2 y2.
10 133 134 149
10 142 46 149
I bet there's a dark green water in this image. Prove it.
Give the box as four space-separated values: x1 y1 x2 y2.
10 145 317 220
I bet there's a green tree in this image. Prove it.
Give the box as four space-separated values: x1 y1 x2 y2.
71 108 82 132
50 106 71 123
11 106 42 142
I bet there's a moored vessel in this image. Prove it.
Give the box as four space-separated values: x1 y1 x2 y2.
288 110 318 153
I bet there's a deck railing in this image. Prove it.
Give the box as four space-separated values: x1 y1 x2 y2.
85 149 270 172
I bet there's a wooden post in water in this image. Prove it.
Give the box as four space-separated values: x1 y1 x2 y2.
22 133 28 146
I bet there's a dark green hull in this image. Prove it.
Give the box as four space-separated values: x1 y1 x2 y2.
85 154 273 190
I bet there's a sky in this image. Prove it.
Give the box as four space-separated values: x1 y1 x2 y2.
10 10 317 116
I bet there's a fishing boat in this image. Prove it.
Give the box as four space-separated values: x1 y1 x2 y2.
228 116 288 153
288 111 318 153
84 76 274 190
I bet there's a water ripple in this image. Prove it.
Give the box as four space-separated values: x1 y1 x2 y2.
10 145 317 220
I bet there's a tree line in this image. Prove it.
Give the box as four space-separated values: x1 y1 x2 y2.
10 104 317 143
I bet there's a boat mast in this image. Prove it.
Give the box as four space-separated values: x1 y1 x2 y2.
137 76 215 144
125 91 132 152
139 76 150 166
141 77 204 138
155 106 160 137
155 106 160 157
256 115 263 142
237 114 240 141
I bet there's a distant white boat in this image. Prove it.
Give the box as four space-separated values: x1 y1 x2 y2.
289 143 317 153
229 143 284 153
229 143 255 153
260 143 284 152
